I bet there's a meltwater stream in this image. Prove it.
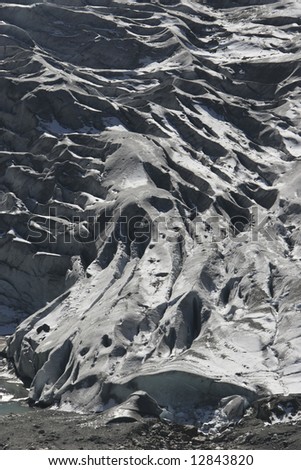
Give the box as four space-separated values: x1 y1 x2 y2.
0 312 30 415
0 344 29 416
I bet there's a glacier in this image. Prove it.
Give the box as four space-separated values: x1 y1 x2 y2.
0 0 301 419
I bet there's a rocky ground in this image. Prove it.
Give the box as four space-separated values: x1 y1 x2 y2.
0 408 301 450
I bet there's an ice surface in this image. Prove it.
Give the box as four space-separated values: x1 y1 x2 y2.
0 0 301 418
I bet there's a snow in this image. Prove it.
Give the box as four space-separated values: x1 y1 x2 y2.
103 117 127 132
38 119 100 136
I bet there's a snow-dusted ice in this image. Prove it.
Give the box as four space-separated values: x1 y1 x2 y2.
0 0 301 421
